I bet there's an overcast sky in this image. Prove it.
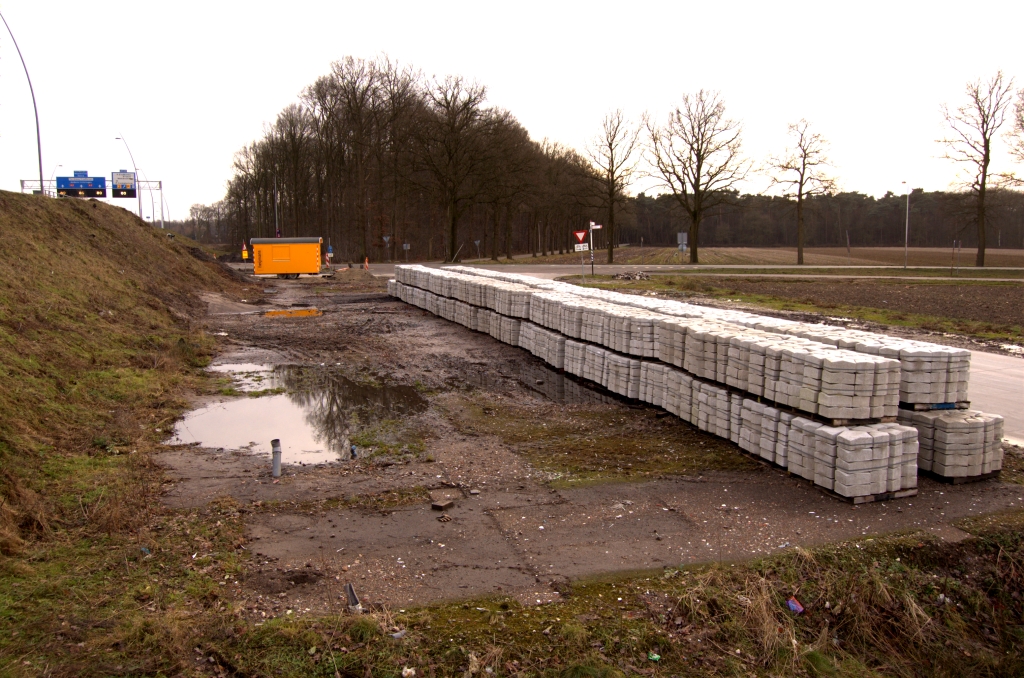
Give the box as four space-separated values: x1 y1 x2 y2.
2 0 1022 221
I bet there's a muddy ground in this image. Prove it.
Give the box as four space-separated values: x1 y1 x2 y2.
157 269 1024 624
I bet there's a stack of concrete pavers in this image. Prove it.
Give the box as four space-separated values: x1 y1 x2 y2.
787 418 824 481
833 428 889 497
639 362 668 408
603 352 640 399
518 322 566 370
564 339 587 377
391 267 1006 500
898 410 1004 478
444 266 971 407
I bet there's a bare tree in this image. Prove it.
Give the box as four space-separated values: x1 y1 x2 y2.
647 90 748 263
768 120 836 264
416 76 492 262
1008 87 1024 166
586 110 641 263
940 71 1015 266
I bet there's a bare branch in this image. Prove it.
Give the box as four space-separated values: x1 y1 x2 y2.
938 71 1015 265
645 90 749 263
585 110 642 262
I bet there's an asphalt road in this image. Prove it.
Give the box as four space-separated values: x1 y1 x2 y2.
968 351 1024 445
365 262 1020 282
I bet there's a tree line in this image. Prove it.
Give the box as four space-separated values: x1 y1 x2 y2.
177 59 1024 266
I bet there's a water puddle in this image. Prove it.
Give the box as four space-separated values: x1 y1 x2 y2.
170 365 427 465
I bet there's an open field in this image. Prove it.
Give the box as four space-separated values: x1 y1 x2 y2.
646 267 1024 279
2 193 1024 676
476 247 1024 268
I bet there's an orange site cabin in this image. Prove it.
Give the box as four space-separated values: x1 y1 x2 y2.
250 237 323 278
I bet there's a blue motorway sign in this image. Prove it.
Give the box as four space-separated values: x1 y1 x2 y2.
57 176 107 190
56 175 107 198
73 170 88 178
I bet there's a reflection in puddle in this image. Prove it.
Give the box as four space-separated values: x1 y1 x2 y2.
170 365 427 465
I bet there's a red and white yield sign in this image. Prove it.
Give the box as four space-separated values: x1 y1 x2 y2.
573 230 588 244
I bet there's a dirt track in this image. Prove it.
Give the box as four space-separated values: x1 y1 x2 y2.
157 271 1024 620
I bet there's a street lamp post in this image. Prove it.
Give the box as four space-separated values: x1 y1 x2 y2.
115 135 143 219
0 11 44 194
902 181 910 269
48 164 62 196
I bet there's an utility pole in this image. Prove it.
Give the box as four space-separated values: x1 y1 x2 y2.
902 181 910 269
274 175 280 237
2 11 45 195
589 221 602 276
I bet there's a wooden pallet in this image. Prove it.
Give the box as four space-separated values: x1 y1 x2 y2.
898 401 970 412
743 396 891 428
821 486 919 505
738 449 918 504
920 469 1000 485
821 415 897 427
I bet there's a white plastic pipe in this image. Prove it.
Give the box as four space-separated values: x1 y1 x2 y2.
271 438 282 477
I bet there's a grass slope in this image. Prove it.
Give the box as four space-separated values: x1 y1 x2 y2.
0 190 242 561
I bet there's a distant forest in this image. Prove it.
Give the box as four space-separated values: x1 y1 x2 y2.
173 56 1024 262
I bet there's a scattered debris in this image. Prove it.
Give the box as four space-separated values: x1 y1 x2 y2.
432 499 454 511
647 651 661 661
786 596 805 614
613 271 650 281
437 514 452 523
344 582 363 613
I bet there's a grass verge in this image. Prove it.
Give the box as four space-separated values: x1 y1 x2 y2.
12 512 1014 677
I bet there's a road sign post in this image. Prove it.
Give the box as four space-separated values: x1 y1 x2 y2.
589 222 602 276
573 230 589 282
383 235 391 262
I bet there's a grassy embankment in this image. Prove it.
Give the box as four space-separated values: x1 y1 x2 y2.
1 193 1022 676
0 192 246 674
566 275 1024 345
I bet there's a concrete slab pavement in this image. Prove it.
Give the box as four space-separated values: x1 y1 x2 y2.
967 350 1024 445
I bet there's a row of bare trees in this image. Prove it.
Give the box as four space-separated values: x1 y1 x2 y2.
197 59 1024 266
214 56 604 263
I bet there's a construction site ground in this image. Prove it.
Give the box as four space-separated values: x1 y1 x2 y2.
154 269 1024 622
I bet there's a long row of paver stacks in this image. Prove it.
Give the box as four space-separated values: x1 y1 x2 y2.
389 266 1005 495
